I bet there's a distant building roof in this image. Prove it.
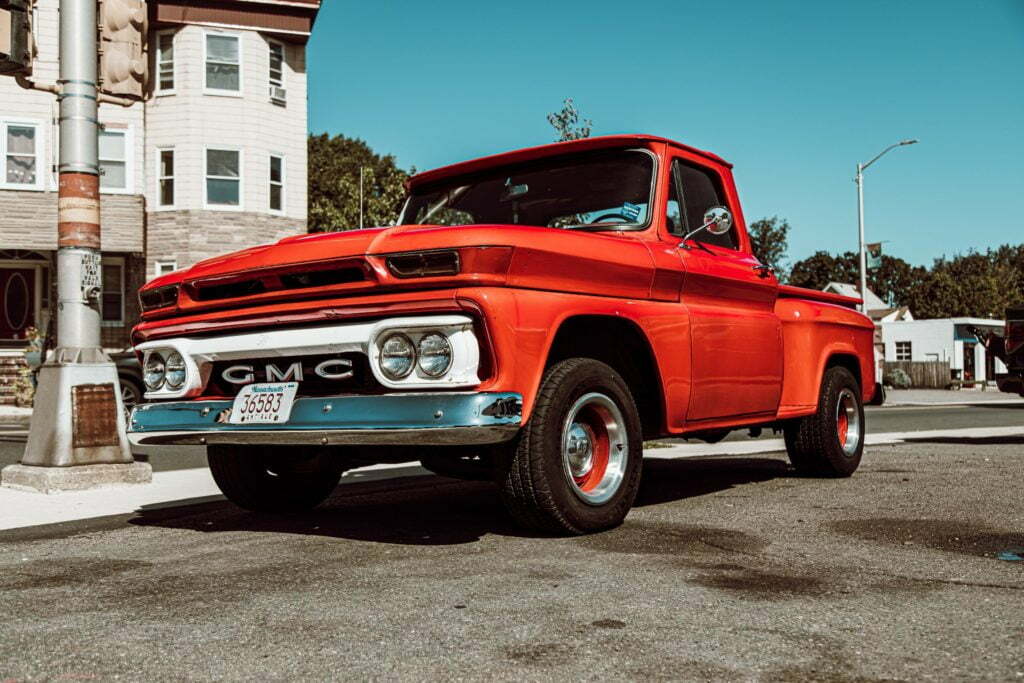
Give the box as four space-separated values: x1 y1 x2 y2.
824 282 887 311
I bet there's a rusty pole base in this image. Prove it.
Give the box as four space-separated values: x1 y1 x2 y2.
8 360 148 493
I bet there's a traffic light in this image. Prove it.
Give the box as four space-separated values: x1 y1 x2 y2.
0 0 33 77
99 0 146 99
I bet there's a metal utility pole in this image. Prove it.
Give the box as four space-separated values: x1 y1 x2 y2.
359 166 365 230
2 0 150 493
854 139 918 312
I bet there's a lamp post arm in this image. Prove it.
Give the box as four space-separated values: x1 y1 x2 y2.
860 143 902 172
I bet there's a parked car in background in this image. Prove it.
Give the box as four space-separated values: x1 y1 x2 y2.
974 304 1024 397
110 349 145 410
127 135 876 535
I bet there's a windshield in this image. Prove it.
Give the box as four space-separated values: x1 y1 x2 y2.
400 149 655 231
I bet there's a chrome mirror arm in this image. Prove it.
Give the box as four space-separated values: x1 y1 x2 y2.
677 222 712 250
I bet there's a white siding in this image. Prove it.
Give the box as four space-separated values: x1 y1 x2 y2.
144 25 308 220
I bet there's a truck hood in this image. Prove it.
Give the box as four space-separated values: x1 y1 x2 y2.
139 224 666 320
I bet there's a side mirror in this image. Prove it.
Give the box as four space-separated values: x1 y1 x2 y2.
703 206 732 235
678 205 733 249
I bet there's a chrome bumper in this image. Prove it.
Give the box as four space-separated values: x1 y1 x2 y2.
128 392 523 447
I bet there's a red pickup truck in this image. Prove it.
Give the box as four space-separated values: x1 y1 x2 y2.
129 135 875 535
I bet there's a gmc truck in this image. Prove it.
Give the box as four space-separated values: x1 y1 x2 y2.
128 135 875 535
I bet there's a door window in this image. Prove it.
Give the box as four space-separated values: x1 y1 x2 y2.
670 159 737 249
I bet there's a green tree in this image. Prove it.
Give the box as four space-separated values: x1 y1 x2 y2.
747 216 790 280
547 98 592 142
308 133 410 232
788 250 858 292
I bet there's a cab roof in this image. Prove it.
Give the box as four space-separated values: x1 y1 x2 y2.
408 134 731 190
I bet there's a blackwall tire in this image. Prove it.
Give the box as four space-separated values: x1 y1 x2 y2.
784 366 865 477
495 358 643 535
207 445 343 512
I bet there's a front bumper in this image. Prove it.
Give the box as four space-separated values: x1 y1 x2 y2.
128 392 523 447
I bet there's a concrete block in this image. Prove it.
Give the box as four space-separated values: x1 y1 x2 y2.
1 462 153 494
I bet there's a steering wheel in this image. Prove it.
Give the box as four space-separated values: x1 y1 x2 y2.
590 213 631 225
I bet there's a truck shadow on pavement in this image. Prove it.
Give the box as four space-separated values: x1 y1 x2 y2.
902 435 1024 446
130 456 792 546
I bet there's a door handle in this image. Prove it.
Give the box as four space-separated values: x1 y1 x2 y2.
753 264 775 278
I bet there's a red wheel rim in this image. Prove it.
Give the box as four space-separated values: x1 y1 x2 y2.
562 392 628 505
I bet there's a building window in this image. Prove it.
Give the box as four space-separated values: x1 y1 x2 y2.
157 31 175 92
269 155 284 212
205 33 241 93
895 341 912 361
2 122 39 189
154 260 177 279
101 259 124 325
206 148 241 207
99 129 127 191
269 41 286 104
158 149 174 207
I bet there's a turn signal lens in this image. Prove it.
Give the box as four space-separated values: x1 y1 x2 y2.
417 333 452 377
164 351 186 389
379 333 415 380
386 250 460 278
139 284 179 312
144 353 166 391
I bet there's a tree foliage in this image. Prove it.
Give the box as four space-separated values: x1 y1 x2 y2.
547 98 592 142
308 133 410 232
747 216 790 280
788 245 1024 318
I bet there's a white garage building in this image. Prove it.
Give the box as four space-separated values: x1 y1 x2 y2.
881 318 1007 385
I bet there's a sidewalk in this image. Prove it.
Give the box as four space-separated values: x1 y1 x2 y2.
0 405 31 427
883 388 1024 407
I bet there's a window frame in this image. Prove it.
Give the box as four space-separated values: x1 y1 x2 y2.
268 39 286 104
668 156 739 251
153 260 178 279
100 256 126 327
155 29 176 95
98 126 133 194
203 30 243 97
204 146 244 211
155 147 175 209
895 341 912 362
269 153 285 214
1 119 45 192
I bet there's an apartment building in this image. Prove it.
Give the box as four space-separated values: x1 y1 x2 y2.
0 0 320 359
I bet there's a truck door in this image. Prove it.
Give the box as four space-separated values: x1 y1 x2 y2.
668 158 783 421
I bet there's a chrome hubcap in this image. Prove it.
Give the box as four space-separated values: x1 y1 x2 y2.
561 392 628 505
836 388 861 456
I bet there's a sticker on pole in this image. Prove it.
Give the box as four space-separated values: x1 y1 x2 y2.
229 382 299 424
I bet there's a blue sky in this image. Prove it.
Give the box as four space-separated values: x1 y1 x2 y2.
308 1 1024 267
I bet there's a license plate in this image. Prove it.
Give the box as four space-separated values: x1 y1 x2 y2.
229 382 299 425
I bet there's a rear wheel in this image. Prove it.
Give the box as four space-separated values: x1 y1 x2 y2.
784 366 864 477
495 358 643 535
207 445 344 512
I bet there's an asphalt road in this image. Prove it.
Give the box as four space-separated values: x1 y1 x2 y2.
2 438 1023 680
6 401 1021 470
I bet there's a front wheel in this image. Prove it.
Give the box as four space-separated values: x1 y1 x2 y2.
784 366 865 477
207 445 344 512
495 358 643 535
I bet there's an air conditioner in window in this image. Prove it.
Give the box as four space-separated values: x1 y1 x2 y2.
269 85 287 104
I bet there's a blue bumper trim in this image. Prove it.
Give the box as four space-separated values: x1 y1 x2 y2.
128 392 523 447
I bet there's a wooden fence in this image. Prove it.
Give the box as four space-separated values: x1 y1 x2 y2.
882 360 952 389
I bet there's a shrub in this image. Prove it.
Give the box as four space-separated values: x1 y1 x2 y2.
883 368 912 390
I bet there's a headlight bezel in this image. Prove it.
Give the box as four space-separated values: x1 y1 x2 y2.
416 332 453 378
378 332 417 380
164 351 187 389
143 352 167 391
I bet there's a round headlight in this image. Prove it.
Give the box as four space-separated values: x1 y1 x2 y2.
379 333 415 380
165 351 187 389
417 333 452 377
144 353 166 391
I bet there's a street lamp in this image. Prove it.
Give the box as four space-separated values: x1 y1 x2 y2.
856 139 918 311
